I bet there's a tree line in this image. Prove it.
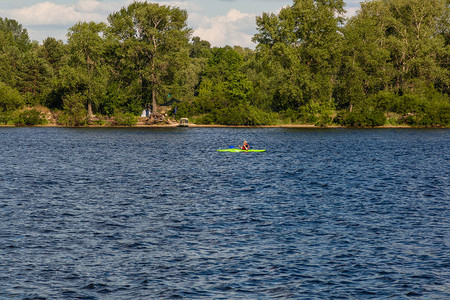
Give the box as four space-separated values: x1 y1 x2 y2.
0 0 448 127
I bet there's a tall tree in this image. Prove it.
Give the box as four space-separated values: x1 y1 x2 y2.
177 37 211 101
253 0 345 119
336 0 394 110
41 37 68 73
66 21 108 117
197 47 253 110
386 0 449 93
335 0 449 126
0 17 31 52
107 1 191 113
0 18 52 106
0 17 32 88
341 0 449 97
17 43 52 104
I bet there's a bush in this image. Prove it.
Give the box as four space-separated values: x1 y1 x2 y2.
365 110 387 126
386 115 399 126
359 89 449 127
394 93 426 114
295 101 335 126
0 83 24 111
94 119 106 126
172 98 217 120
396 92 450 127
57 112 86 126
315 114 333 127
15 109 48 126
368 90 397 112
279 109 300 124
170 101 195 119
434 104 450 126
60 93 87 126
195 104 277 125
194 113 215 125
114 112 137 126
0 111 15 125
100 83 144 116
334 109 386 127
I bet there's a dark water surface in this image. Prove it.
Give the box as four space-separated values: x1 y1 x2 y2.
0 127 448 299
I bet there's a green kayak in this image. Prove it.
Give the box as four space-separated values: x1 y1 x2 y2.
217 149 266 152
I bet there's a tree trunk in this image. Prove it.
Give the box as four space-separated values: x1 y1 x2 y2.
151 55 157 114
152 89 157 114
87 101 94 118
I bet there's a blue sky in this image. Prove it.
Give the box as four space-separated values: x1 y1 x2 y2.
0 0 362 47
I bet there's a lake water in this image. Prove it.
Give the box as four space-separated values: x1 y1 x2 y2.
0 127 448 299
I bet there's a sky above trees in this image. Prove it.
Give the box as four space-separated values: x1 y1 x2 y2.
0 0 361 47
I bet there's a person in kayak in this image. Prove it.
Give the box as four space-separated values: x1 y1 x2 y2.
240 141 249 150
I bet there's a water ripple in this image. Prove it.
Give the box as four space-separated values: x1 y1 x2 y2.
0 128 448 299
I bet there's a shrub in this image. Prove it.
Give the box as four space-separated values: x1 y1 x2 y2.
198 105 277 125
94 119 106 126
57 112 87 126
15 109 48 126
396 93 450 127
114 112 137 126
295 101 335 125
279 109 300 124
194 113 215 125
60 93 87 126
0 111 15 125
315 114 333 127
334 109 386 127
0 83 24 111
365 110 386 126
386 115 399 126
172 98 217 120
368 90 398 112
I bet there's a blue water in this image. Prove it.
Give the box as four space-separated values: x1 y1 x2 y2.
0 127 448 299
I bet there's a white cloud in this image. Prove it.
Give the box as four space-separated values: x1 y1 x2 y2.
344 0 361 18
0 0 360 45
345 0 362 6
344 7 359 19
3 1 105 26
74 0 101 12
192 9 256 48
158 1 203 12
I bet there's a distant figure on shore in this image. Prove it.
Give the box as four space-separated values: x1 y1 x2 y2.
240 141 249 150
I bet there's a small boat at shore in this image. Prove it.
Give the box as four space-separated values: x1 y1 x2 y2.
178 118 189 127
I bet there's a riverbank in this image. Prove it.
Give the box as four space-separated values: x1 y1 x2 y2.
0 123 425 129
1 106 447 128
0 108 444 129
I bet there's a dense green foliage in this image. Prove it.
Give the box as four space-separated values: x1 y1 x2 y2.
114 112 138 126
15 109 48 126
0 82 24 111
0 0 448 127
